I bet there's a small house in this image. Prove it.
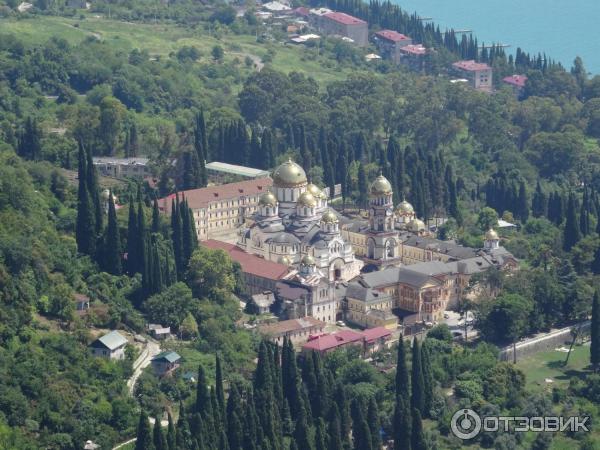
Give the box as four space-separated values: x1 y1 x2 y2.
74 293 90 311
89 330 127 360
148 323 171 340
151 351 181 376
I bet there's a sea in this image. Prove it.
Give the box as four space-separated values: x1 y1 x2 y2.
394 0 600 74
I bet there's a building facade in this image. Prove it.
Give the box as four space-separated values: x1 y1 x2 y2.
159 177 273 241
373 30 412 64
452 60 493 92
238 159 363 283
92 157 151 179
310 10 368 46
89 330 127 360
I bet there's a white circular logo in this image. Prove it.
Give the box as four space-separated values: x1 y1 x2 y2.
451 409 482 440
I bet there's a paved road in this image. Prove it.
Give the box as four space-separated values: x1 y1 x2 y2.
127 340 161 395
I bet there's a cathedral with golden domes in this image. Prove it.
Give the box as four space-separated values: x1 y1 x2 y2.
237 159 364 282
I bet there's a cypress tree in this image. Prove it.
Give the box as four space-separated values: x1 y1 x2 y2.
314 418 327 450
421 341 434 418
517 181 529 222
351 399 373 450
196 364 210 416
333 383 351 448
215 354 226 416
166 413 176 450
86 145 103 237
411 338 425 414
591 291 600 369
358 163 368 210
153 416 168 450
396 338 410 400
135 411 155 450
152 198 161 233
103 190 122 275
76 142 96 256
126 195 139 275
293 396 315 450
328 404 344 450
171 195 183 279
175 402 191 450
226 385 244 450
592 244 600 274
367 397 381 450
411 408 427 450
137 192 147 279
532 181 547 218
563 193 581 251
261 128 274 170
393 395 411 450
281 337 301 419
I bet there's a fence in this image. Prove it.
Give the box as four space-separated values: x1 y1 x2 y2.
499 321 590 361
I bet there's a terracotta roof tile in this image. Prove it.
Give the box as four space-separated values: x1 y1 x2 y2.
203 239 290 280
158 178 273 213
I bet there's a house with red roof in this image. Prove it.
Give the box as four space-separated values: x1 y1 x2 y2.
502 74 527 98
452 60 493 92
399 44 428 71
373 29 412 64
310 10 368 46
203 239 291 295
301 326 392 355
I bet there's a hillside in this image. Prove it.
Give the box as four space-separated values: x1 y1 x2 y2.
1 0 600 449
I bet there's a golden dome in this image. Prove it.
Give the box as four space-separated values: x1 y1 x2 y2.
485 228 499 240
272 159 307 188
301 255 315 266
297 191 318 208
306 183 322 198
278 255 291 265
396 199 414 215
370 174 393 196
321 209 339 224
259 191 277 207
408 218 426 232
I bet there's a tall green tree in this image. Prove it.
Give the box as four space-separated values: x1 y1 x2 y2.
76 142 96 256
411 338 425 414
421 341 434 418
126 195 139 275
103 190 122 274
393 339 411 450
328 404 344 450
153 416 168 450
411 408 427 450
367 397 381 450
152 198 161 233
135 411 155 450
564 193 581 251
591 291 600 369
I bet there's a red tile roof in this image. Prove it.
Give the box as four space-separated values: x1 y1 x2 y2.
502 74 527 88
302 329 364 351
294 6 310 16
259 317 326 336
362 326 392 343
375 30 410 42
323 11 366 25
400 44 427 56
203 239 290 280
158 177 273 213
452 60 491 72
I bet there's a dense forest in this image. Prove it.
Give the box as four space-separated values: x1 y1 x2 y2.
2 0 600 448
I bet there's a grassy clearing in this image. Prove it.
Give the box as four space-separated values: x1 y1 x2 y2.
0 15 353 84
516 344 590 391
